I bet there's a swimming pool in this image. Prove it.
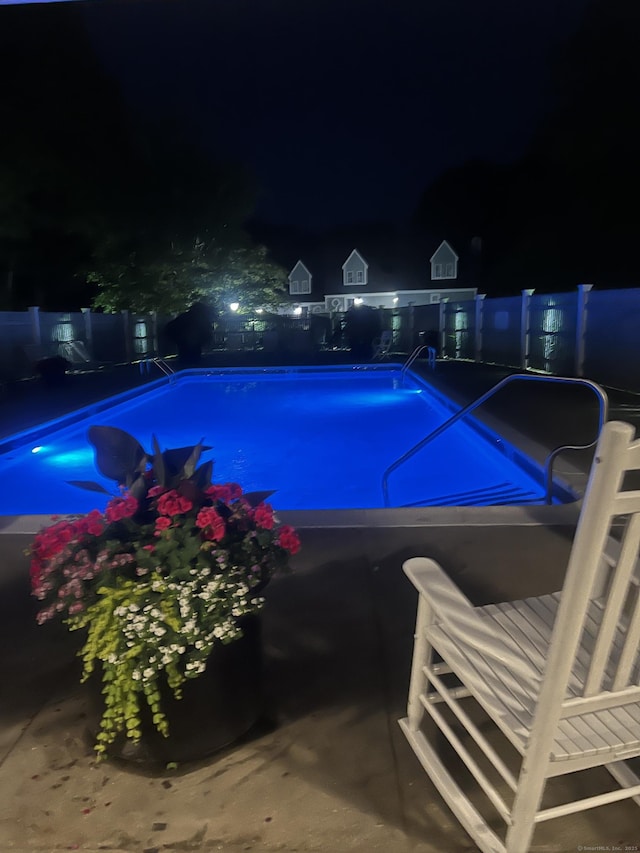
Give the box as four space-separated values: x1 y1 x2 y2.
0 366 575 514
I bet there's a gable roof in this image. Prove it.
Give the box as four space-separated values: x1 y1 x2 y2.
288 260 312 279
430 239 459 263
341 248 368 270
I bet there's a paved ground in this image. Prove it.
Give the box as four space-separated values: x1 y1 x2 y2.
1 353 640 852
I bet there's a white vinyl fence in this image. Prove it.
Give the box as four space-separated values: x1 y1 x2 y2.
1 285 640 392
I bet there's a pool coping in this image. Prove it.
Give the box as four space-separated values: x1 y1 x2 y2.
0 363 584 545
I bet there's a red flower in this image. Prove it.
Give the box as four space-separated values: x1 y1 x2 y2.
204 482 243 503
195 506 226 541
277 525 301 555
156 490 193 516
105 495 138 523
253 502 275 530
154 516 172 535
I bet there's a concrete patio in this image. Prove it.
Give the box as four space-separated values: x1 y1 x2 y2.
1 356 640 852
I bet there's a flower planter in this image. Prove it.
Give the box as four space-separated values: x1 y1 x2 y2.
87 615 264 765
30 426 300 764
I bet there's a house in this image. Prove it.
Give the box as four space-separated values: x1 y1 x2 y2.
283 238 476 314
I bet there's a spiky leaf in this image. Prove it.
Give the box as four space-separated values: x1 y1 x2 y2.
243 490 276 507
193 460 214 489
88 426 148 486
67 480 113 494
152 435 166 487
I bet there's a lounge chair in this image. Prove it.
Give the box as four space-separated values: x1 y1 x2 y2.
372 330 393 360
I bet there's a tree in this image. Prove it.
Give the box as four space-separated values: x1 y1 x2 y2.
90 238 288 315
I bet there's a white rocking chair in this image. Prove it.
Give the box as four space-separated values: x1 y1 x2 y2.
400 419 640 853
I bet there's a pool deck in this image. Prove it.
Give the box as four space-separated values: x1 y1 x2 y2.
2 354 640 852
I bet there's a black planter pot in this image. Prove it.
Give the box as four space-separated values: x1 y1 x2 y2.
87 615 264 765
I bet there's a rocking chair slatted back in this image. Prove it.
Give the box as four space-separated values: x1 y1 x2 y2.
541 421 640 711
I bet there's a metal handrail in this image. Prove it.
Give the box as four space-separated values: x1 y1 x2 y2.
382 373 609 507
402 344 437 376
140 357 175 376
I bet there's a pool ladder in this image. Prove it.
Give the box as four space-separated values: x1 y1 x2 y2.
402 344 436 376
382 373 609 507
139 357 175 377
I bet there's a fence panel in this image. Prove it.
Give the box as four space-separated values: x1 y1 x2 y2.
481 296 521 367
90 313 128 363
443 301 475 360
0 311 34 378
38 311 90 363
583 288 640 391
528 292 577 375
412 304 441 352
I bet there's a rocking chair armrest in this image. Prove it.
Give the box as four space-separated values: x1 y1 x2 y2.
403 557 538 680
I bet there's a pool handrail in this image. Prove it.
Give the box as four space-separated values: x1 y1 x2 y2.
402 345 436 376
140 357 175 378
382 373 609 507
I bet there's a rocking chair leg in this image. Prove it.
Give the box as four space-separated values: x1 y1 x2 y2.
407 596 434 730
504 762 548 853
605 760 640 809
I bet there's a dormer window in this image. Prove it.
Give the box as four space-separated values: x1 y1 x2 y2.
288 260 312 295
342 249 368 286
430 240 458 281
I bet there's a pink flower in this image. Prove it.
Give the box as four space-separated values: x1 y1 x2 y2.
154 516 172 535
105 495 138 523
156 490 193 517
148 485 166 497
253 502 275 530
277 525 301 555
205 482 243 503
195 506 226 541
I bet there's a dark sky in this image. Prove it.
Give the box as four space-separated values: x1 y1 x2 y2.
11 0 593 231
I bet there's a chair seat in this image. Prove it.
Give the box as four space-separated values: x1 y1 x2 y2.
428 593 640 764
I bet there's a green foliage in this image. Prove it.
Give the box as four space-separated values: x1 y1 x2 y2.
89 237 289 315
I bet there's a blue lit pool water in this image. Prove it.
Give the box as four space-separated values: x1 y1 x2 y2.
0 368 567 514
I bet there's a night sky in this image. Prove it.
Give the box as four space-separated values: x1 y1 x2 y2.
4 0 591 231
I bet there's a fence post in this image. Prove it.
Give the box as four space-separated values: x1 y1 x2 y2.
474 294 485 363
28 306 41 347
121 310 132 363
150 311 159 356
438 300 447 357
520 289 535 370
575 283 593 377
81 307 94 360
408 302 415 350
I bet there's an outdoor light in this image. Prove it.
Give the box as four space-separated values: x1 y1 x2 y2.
256 308 263 314
293 306 302 316
354 298 364 306
393 297 399 304
229 302 240 312
31 446 43 454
